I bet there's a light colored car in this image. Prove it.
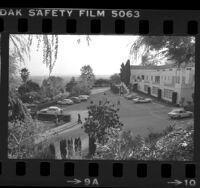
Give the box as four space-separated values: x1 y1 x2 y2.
79 95 89 101
70 97 81 103
168 108 193 119
39 106 63 115
133 97 152 103
57 99 73 105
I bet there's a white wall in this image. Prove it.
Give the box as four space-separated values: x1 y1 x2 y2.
130 66 195 104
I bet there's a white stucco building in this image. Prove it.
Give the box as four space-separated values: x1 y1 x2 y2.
130 62 195 105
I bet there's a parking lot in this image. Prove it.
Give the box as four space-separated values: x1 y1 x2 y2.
37 88 193 158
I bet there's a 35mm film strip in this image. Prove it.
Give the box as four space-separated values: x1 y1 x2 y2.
0 8 200 187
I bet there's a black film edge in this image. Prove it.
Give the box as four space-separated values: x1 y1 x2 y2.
0 8 199 188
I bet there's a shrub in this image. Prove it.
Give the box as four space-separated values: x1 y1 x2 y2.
110 84 120 94
94 122 193 161
8 118 35 159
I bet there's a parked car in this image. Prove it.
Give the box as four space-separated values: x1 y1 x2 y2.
70 97 81 103
79 95 89 101
124 93 138 100
168 108 193 119
57 99 74 105
38 106 63 115
133 97 152 103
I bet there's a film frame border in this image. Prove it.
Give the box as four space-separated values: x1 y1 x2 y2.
0 8 200 187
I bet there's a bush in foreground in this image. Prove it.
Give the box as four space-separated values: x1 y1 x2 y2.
94 123 194 161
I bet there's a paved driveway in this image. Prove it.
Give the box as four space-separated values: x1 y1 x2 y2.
37 88 193 158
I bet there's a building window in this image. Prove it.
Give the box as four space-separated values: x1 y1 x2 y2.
186 68 192 70
155 76 160 83
141 75 144 80
164 89 173 99
144 85 148 92
182 76 185 84
152 86 158 95
151 76 153 81
176 76 180 84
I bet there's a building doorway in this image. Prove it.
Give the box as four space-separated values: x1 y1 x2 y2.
148 87 151 95
172 92 177 105
158 89 162 99
132 83 138 91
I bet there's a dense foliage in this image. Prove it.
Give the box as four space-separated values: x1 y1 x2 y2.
41 76 64 99
94 123 193 161
65 77 76 92
120 60 131 86
130 36 195 66
83 101 124 156
8 117 35 159
110 73 121 85
94 79 110 87
70 81 91 96
80 65 96 87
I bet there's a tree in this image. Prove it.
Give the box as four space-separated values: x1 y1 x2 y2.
80 65 95 87
18 80 41 103
83 101 124 157
120 63 125 83
119 60 131 86
65 77 77 92
20 68 30 84
94 79 110 87
26 80 40 92
18 80 40 96
70 81 91 96
41 76 64 99
129 36 195 66
110 74 121 85
8 92 31 122
9 35 59 121
124 60 131 86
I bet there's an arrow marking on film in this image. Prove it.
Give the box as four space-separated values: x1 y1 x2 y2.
167 179 183 186
67 178 82 184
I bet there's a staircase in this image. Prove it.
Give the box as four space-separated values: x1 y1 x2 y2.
121 82 130 94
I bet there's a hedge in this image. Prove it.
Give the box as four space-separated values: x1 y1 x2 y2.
110 84 120 94
37 113 71 123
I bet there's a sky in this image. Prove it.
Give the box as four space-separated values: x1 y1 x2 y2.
15 35 139 77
